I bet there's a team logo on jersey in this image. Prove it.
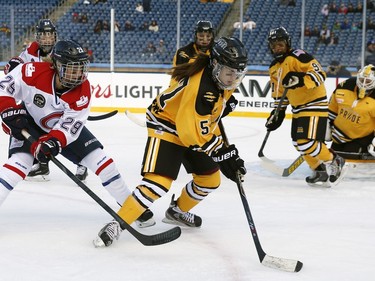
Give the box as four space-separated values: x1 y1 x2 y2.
33 94 46 108
179 51 189 59
26 63 36 77
203 92 217 103
76 95 89 107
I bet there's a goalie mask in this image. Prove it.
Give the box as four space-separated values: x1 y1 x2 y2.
210 37 248 90
268 26 291 59
35 19 57 54
356 64 375 98
51 40 90 89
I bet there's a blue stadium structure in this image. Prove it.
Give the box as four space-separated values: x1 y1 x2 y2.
234 0 375 68
56 0 231 64
1 0 375 69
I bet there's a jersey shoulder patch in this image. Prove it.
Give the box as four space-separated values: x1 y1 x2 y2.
61 80 91 111
289 49 314 63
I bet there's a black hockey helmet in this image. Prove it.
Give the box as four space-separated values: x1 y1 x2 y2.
268 26 291 58
35 19 57 53
210 37 248 90
195 20 214 34
51 40 90 88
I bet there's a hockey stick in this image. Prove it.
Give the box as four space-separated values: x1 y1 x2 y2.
258 130 305 176
218 121 303 272
88 110 118 121
125 110 146 127
21 130 181 246
258 88 304 176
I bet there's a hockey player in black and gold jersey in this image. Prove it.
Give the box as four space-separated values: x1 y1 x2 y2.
328 64 375 157
172 20 214 66
94 37 248 247
265 26 346 187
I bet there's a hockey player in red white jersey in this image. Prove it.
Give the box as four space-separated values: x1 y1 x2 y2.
0 39 154 227
4 19 89 182
4 19 56 75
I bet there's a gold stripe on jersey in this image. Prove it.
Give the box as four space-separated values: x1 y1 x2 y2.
331 126 353 143
306 70 325 87
292 98 329 118
308 116 318 139
191 134 224 156
143 137 160 173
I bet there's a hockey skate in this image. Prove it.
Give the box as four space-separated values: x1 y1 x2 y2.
93 220 122 247
75 164 88 181
305 164 330 188
325 152 348 186
25 162 50 182
135 209 156 228
162 195 202 227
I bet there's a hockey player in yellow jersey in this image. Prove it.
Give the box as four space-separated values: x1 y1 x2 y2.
265 26 346 187
328 64 375 157
172 20 238 117
93 37 248 247
172 20 214 66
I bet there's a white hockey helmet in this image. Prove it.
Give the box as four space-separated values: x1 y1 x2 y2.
357 64 375 98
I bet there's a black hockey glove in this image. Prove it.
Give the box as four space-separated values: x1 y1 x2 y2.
3 57 24 75
212 144 247 182
265 109 285 131
222 95 238 118
282 72 305 89
1 106 30 140
31 135 62 164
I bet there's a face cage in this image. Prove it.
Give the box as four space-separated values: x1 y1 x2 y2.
56 60 89 88
356 68 375 98
36 32 57 53
212 63 246 90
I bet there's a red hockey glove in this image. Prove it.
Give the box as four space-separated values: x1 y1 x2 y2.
30 135 62 163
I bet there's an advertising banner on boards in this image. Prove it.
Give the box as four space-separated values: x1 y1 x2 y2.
88 72 347 117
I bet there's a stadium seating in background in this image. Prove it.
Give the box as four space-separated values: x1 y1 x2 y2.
56 0 231 64
1 0 62 51
1 0 375 69
234 0 375 68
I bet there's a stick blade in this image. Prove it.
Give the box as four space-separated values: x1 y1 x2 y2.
262 254 303 272
125 110 146 127
259 157 284 176
88 110 118 121
125 224 182 246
